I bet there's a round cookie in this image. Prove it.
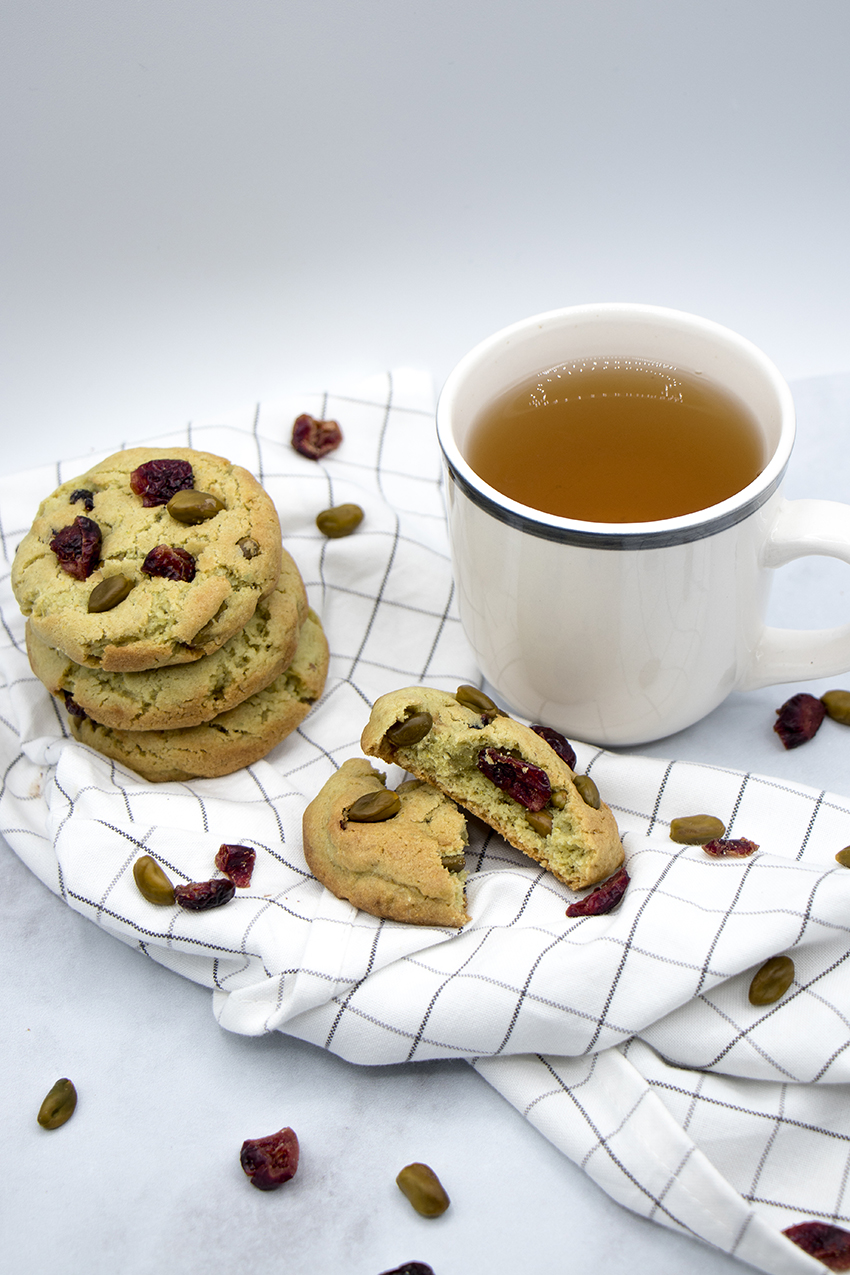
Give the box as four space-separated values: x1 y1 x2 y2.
361 686 624 892
67 609 328 781
12 447 282 672
26 549 308 731
302 757 470 928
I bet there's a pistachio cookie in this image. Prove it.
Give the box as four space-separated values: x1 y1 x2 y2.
12 448 282 672
68 610 328 781
302 758 470 927
26 549 308 731
361 686 623 891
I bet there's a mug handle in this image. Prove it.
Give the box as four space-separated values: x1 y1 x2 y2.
741 498 850 691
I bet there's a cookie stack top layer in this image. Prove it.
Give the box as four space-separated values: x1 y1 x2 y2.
12 447 282 671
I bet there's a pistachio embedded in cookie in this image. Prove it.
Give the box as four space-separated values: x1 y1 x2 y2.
302 758 470 927
360 686 624 891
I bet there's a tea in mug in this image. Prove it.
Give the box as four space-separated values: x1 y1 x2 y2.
464 358 766 522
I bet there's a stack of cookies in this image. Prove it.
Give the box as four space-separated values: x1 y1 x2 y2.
12 447 328 782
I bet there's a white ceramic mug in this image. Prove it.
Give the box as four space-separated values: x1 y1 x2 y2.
436 303 850 746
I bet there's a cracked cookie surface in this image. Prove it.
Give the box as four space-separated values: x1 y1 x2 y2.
68 609 328 781
12 447 282 672
27 549 307 731
302 757 470 927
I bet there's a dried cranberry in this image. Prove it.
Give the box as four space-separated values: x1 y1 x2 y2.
291 413 343 460
531 725 577 771
379 1266 435 1275
130 459 194 507
477 747 551 811
566 866 629 917
49 517 102 580
703 837 759 858
61 691 88 720
774 693 826 749
70 488 94 512
240 1126 299 1191
214 844 256 888
174 878 235 911
141 545 196 582
783 1222 850 1271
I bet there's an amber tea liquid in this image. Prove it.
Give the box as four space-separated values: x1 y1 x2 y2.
465 358 766 522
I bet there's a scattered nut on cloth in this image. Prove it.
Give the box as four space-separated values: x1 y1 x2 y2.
1 368 847 1275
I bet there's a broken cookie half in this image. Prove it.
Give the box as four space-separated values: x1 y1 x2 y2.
361 686 624 892
302 757 470 927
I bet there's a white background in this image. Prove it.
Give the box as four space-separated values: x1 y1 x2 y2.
2 0 849 474
3 3 850 1273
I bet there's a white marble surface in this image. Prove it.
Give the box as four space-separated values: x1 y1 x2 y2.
3 3 850 1271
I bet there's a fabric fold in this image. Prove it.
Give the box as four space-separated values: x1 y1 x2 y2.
473 1049 825 1275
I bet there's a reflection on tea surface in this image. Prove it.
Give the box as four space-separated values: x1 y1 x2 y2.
465 358 765 522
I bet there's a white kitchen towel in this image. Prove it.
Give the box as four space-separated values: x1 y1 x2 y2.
0 368 846 1275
